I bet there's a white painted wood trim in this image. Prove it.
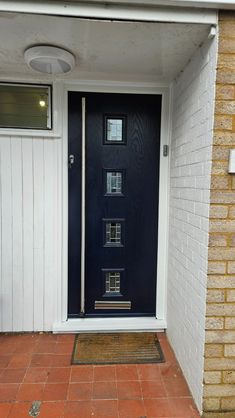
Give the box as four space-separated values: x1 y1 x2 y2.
0 2 218 24
53 317 167 333
58 80 171 331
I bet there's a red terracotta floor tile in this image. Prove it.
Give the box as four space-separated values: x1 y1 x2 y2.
64 401 92 418
117 381 142 399
8 402 32 418
70 366 93 382
0 368 26 383
15 342 37 354
55 342 73 354
43 383 68 401
0 355 11 367
30 354 53 367
118 399 146 418
68 382 93 400
137 364 161 380
0 384 20 401
47 367 71 383
168 397 200 417
57 334 76 343
23 367 50 383
163 377 191 397
160 363 183 379
40 401 65 418
51 354 71 367
93 365 116 381
16 383 44 401
38 334 58 343
93 381 117 400
91 400 118 417
7 353 31 368
144 398 173 417
34 342 57 354
0 402 13 418
141 380 167 398
116 365 138 381
0 343 17 355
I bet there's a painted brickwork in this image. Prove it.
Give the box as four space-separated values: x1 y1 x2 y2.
203 11 235 418
167 36 217 411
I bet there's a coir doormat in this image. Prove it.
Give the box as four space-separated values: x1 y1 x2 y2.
71 332 165 365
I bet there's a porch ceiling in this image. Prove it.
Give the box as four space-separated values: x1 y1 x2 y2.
0 12 210 83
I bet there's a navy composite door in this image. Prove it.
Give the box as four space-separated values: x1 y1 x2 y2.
68 92 161 317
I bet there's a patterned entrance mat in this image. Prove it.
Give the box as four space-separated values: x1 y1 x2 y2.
71 332 165 365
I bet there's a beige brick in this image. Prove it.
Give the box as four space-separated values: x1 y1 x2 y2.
215 101 235 115
217 69 235 85
210 192 235 205
214 132 235 146
211 161 228 176
219 38 235 54
219 11 235 20
210 220 235 233
209 234 227 247
229 234 235 246
210 205 228 219
206 330 235 343
219 21 235 36
204 371 222 384
228 262 235 274
208 262 226 274
214 115 233 130
211 176 230 190
212 147 230 161
221 397 235 411
203 413 235 418
216 85 235 100
203 398 221 412
227 290 235 302
208 247 235 261
229 206 235 219
217 53 235 69
206 304 235 316
224 344 235 357
208 276 235 288
205 357 235 371
207 289 225 303
204 384 235 397
206 317 224 330
205 344 223 358
223 371 235 383
232 177 235 190
225 317 235 329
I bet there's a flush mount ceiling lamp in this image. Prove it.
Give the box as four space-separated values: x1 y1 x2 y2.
24 45 75 74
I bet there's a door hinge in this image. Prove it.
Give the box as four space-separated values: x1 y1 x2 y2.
163 145 169 157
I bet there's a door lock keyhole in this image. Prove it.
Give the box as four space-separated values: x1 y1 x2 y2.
68 154 75 168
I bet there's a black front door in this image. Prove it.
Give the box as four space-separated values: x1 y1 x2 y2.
68 92 161 317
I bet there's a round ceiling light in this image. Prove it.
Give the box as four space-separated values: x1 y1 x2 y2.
24 45 75 74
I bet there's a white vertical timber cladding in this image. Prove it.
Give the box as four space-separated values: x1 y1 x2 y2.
11 137 23 331
22 138 34 331
0 138 13 331
33 139 44 330
167 36 218 411
44 139 56 330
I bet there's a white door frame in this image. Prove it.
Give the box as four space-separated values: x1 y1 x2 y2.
53 80 171 333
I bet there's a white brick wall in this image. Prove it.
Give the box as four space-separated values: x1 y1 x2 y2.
167 36 218 411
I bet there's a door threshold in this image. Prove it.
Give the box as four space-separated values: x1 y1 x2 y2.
53 317 166 333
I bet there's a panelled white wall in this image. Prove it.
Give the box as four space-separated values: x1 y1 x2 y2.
167 36 217 411
0 135 59 331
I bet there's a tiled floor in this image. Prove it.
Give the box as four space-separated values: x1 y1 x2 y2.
0 332 200 418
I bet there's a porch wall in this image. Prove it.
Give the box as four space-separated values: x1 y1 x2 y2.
167 36 217 410
0 135 60 331
203 11 235 417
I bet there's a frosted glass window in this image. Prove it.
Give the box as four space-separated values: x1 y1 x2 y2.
106 172 122 195
105 272 121 294
0 84 51 129
107 119 123 142
106 222 121 245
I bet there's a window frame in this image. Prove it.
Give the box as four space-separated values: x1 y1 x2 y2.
0 82 52 130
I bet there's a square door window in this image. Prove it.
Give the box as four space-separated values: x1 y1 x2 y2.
104 115 126 144
103 219 125 247
102 268 124 297
104 170 125 196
